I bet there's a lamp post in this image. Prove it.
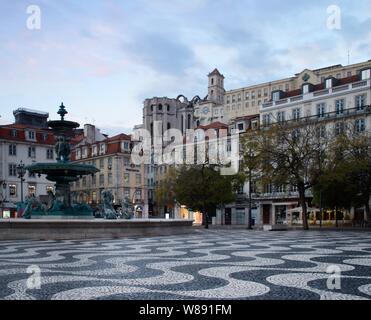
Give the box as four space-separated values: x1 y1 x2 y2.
1 181 7 216
16 161 26 203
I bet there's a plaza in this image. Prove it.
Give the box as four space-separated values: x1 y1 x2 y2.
0 230 370 300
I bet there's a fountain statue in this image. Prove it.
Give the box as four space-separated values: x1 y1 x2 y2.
25 103 99 219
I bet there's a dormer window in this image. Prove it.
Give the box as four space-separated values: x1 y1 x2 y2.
27 130 36 140
302 83 313 95
82 147 87 158
92 145 97 156
10 129 18 138
76 149 81 160
272 91 282 102
325 77 336 89
361 69 371 80
100 144 106 154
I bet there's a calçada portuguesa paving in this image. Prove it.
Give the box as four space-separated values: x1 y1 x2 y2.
0 230 370 300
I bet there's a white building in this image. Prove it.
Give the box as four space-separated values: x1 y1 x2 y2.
0 109 56 218
255 67 371 227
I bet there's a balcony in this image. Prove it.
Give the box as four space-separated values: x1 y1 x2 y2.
262 80 369 109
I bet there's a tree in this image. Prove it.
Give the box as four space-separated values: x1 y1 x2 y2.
155 166 177 215
240 130 263 229
174 165 240 229
338 129 371 222
242 122 328 230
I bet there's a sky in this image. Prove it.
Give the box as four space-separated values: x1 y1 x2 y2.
0 0 370 135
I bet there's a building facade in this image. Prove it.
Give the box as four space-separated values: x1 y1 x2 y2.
0 109 56 218
71 124 148 218
254 67 371 228
196 60 371 126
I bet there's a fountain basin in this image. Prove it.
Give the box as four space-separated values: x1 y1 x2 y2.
0 219 195 240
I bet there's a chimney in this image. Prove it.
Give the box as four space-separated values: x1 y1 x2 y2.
84 124 96 143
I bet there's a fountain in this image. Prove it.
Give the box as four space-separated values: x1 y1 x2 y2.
25 103 99 219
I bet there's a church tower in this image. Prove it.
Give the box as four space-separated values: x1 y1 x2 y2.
208 68 225 104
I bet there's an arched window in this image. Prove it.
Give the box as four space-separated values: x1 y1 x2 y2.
150 105 154 112
196 120 200 127
167 104 170 112
181 115 184 134
158 104 163 111
211 78 214 85
167 122 171 130
187 114 191 130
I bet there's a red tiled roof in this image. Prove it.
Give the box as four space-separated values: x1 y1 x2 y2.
0 124 55 145
197 122 228 130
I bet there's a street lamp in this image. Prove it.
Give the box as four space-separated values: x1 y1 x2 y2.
16 161 26 203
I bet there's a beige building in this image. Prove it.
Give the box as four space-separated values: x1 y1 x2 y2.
197 59 371 125
71 124 148 218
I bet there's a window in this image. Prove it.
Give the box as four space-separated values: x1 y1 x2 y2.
317 125 327 138
9 144 16 156
232 95 236 103
123 158 130 167
28 146 36 158
108 173 113 185
262 114 271 127
336 73 341 79
9 164 17 176
136 174 141 185
292 108 301 121
356 95 366 111
42 133 48 141
335 99 345 115
92 174 96 186
238 94 241 102
47 148 54 160
347 71 352 77
361 69 371 80
167 104 170 112
28 171 36 178
258 90 261 98
325 79 333 89
92 145 98 155
227 96 231 104
245 93 250 100
245 102 249 108
82 177 87 187
238 123 244 131
302 84 310 94
99 174 105 186
264 184 273 194
124 188 130 199
264 88 268 97
335 122 344 135
136 189 142 200
10 129 18 137
82 147 87 158
251 91 256 99
158 104 163 111
277 111 285 123
272 91 280 101
285 84 290 92
28 131 36 140
317 103 326 118
108 157 113 169
356 119 366 133
276 185 285 193
124 173 130 183
9 184 16 197
99 158 104 169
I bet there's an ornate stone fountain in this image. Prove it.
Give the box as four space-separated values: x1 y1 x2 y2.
25 103 99 219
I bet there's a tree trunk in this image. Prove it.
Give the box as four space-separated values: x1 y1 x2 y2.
365 200 371 226
203 203 209 229
299 188 309 230
335 207 339 228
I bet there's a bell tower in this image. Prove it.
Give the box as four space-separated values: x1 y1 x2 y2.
208 68 225 104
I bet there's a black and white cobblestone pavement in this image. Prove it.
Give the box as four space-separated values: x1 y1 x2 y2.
0 230 370 300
